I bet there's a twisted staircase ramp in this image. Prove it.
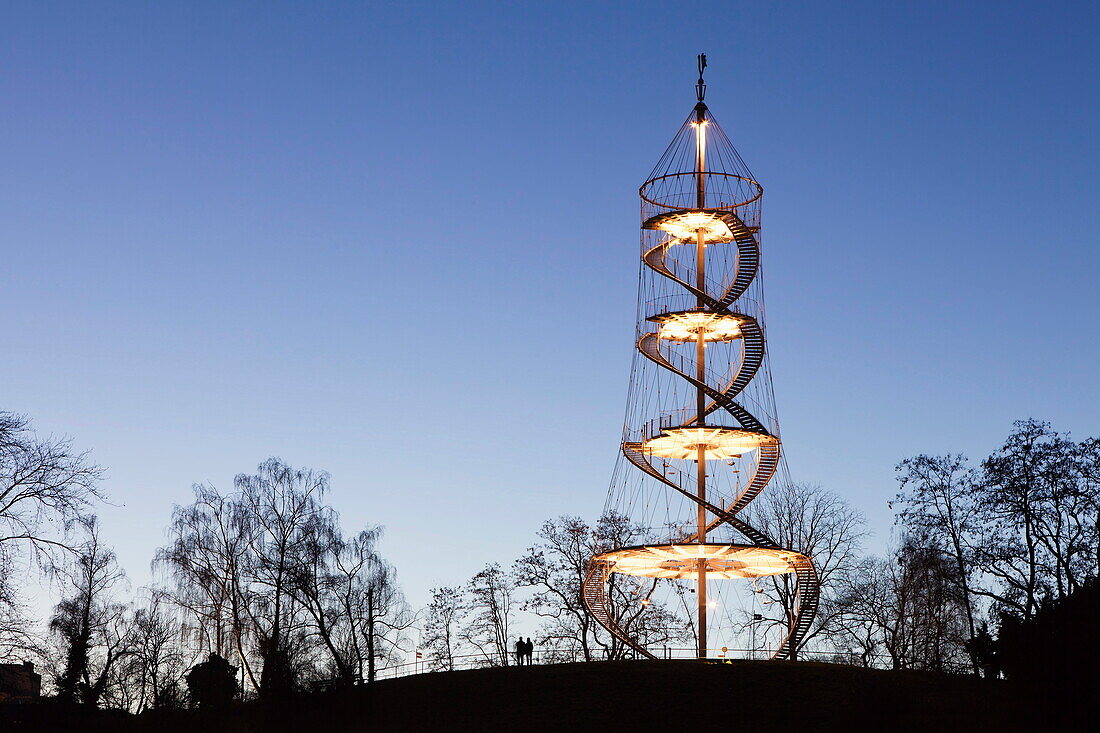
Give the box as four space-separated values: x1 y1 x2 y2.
621 440 779 546
637 332 768 435
635 324 778 522
641 212 760 313
637 315 765 406
582 559 657 659
686 442 780 541
621 443 776 547
772 555 821 661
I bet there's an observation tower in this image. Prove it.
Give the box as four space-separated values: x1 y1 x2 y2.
583 56 819 660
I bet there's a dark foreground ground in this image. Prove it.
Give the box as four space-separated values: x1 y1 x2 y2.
1 660 1075 732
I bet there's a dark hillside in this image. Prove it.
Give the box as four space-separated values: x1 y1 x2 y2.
3 660 1050 732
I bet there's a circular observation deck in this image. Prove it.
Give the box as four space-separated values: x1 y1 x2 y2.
640 426 778 460
594 543 806 580
642 209 744 244
648 310 747 342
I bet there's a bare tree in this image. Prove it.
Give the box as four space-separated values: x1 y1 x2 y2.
422 586 465 671
831 555 886 667
975 420 1085 618
355 549 413 682
125 592 187 711
282 499 349 683
155 483 257 690
513 512 688 662
460 563 516 666
49 518 135 705
294 523 413 683
838 538 970 671
159 459 410 693
740 482 868 656
0 411 103 567
1076 437 1100 579
833 555 890 667
0 546 41 661
514 515 603 662
603 573 688 659
236 458 328 697
893 454 982 672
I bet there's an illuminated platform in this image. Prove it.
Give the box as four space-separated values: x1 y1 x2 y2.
593 543 806 580
642 209 741 243
638 426 778 460
648 310 746 342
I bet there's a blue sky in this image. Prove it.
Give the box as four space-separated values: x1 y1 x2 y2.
2 1 1098 612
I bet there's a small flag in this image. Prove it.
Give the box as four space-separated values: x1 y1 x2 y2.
416 651 423 659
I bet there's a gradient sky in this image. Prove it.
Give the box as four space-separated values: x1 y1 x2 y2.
2 1 1098 615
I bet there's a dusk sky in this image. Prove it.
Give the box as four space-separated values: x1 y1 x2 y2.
2 1 1098 615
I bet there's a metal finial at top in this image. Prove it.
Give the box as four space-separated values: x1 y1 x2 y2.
696 53 707 102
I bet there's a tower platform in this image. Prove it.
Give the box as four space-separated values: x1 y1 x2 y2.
648 309 748 342
635 426 778 460
592 543 807 580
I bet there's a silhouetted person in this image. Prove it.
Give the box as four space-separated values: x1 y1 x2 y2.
515 637 524 666
525 637 534 665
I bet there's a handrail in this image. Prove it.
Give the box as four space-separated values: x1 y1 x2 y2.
342 646 899 685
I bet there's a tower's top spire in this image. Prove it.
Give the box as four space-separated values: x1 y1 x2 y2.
695 53 707 103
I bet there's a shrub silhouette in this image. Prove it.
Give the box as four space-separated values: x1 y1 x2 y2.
185 653 238 708
997 578 1098 725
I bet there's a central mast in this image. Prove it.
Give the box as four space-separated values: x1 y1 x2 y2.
693 54 708 660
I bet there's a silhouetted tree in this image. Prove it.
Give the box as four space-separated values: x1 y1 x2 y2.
460 563 516 666
356 550 413 682
49 519 135 705
422 586 465 671
0 547 39 660
237 459 329 697
514 515 605 662
513 512 688 662
741 483 867 658
294 522 413 683
964 622 998 679
185 652 238 708
893 454 982 673
157 459 408 694
156 482 257 689
120 592 188 711
975 420 1087 618
1 412 102 662
839 537 969 671
0 411 104 563
1076 436 1100 578
996 579 1100 727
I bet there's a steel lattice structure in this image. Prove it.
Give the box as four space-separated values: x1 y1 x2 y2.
583 57 819 660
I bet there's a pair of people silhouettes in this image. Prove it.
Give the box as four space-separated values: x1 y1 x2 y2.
514 637 534 665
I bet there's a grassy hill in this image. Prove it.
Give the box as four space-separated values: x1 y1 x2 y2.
3 660 1053 732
